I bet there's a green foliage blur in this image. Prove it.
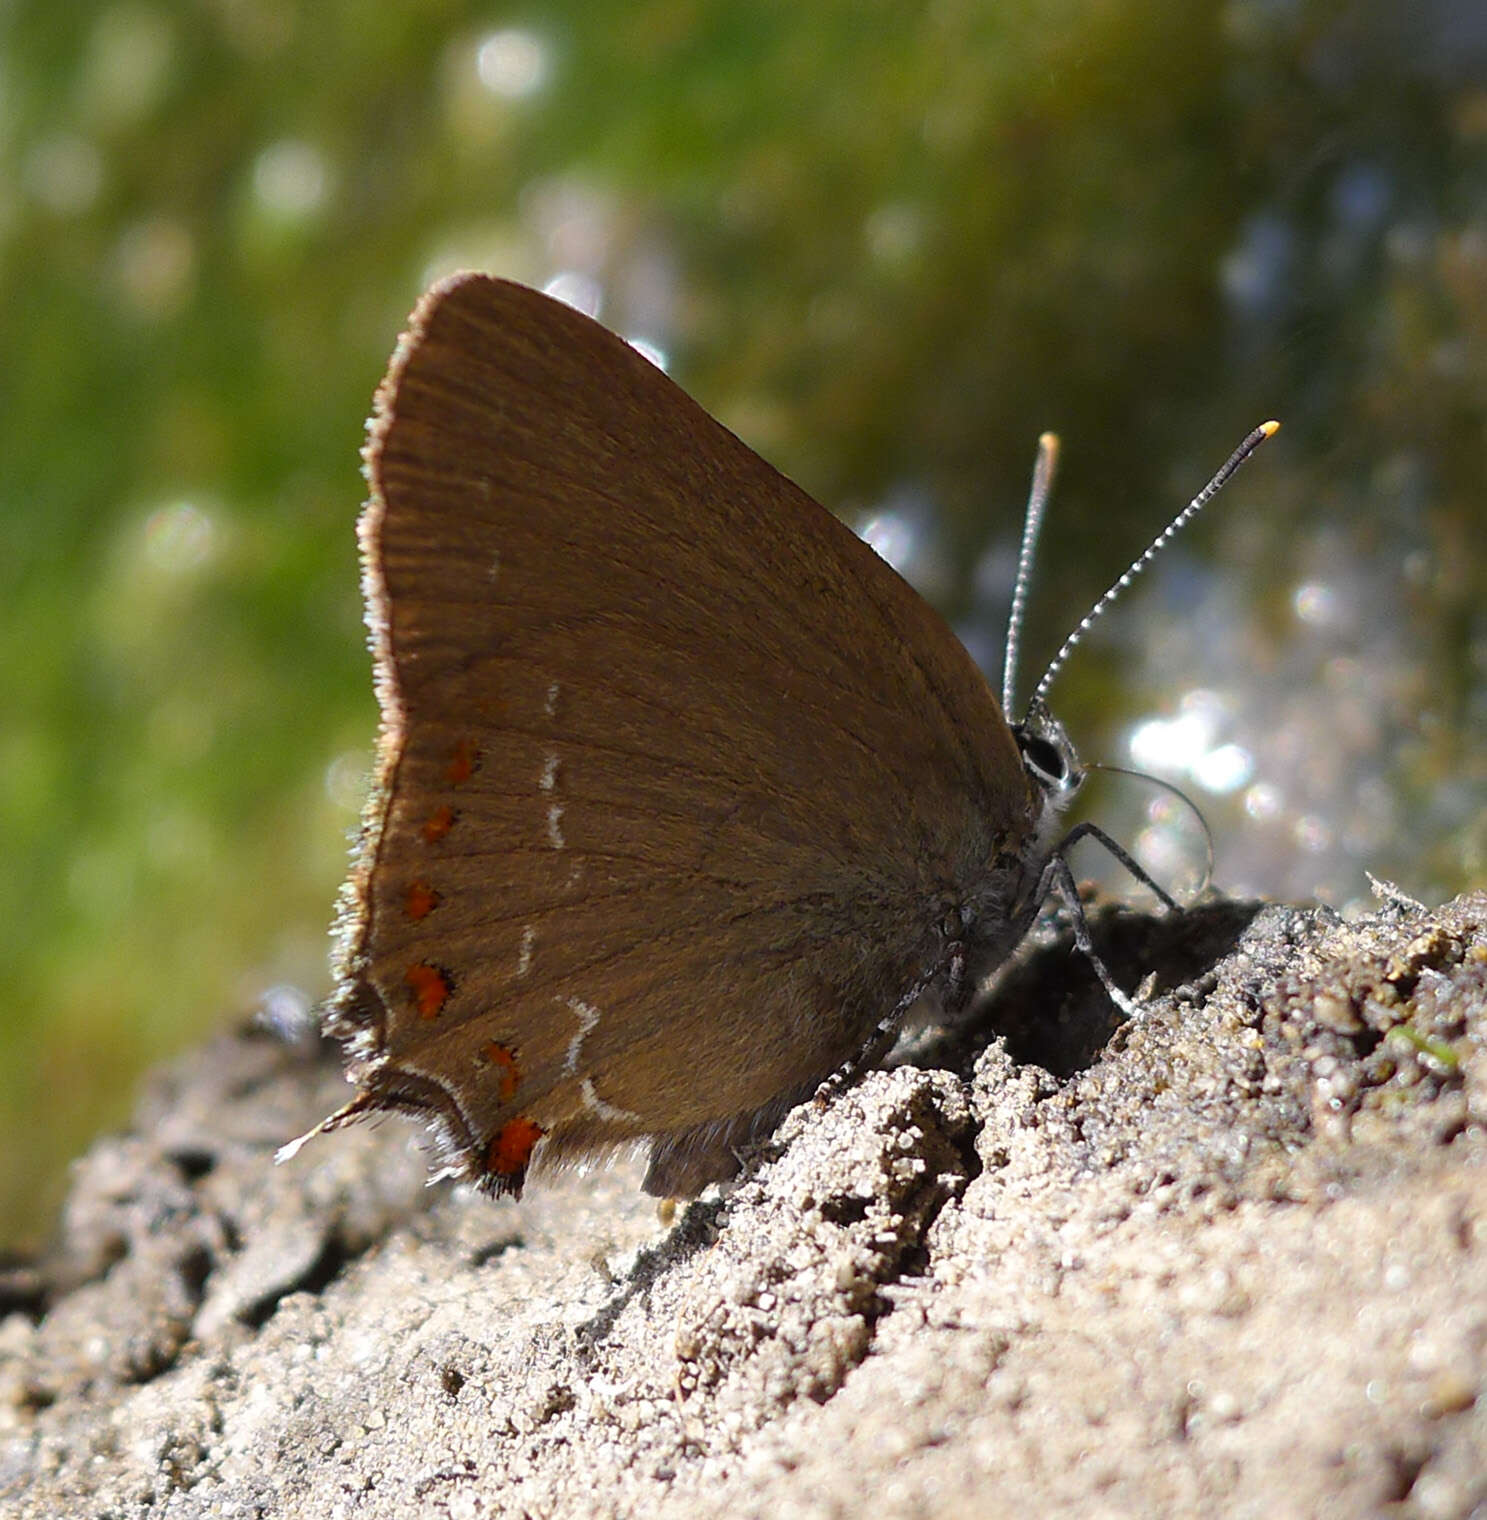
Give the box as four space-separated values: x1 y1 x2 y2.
1 0 1482 1246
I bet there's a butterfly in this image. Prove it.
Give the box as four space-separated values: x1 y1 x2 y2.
286 274 1273 1199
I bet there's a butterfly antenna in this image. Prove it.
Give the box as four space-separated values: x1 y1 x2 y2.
1002 432 1060 715
1029 421 1279 711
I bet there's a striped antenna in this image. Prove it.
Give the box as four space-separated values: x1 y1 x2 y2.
1001 432 1060 715
1029 421 1279 711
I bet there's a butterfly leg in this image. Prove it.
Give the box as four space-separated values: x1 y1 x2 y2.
1054 820 1181 911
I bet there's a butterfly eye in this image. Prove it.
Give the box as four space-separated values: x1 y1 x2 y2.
1019 734 1067 785
1012 706 1083 803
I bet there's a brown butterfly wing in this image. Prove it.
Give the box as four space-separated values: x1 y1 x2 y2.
328 274 1038 1195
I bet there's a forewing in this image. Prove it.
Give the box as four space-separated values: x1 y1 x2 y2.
330 275 1033 1186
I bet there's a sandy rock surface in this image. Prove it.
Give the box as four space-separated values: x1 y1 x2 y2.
3 890 1485 1518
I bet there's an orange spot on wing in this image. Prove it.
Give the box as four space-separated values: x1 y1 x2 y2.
446 739 479 785
423 805 456 842
405 880 440 920
484 1041 522 1102
487 1116 544 1188
405 962 452 1019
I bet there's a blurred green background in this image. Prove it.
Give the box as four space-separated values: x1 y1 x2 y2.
1 0 1482 1248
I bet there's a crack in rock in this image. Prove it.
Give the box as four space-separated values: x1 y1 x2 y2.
670 1066 974 1431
